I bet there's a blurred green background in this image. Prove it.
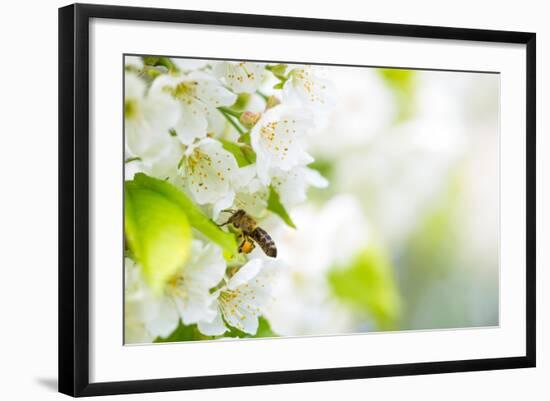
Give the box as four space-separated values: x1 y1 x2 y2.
265 66 499 336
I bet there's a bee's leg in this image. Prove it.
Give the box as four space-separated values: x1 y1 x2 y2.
238 235 256 254
217 210 236 227
237 234 245 253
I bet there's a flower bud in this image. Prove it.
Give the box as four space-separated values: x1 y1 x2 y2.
239 111 261 129
266 95 281 109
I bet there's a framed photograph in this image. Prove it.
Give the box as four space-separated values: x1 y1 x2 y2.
58 3 536 397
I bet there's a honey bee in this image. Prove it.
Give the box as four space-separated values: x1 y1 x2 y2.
219 209 277 258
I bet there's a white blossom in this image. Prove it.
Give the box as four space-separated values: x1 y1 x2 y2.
124 58 337 343
214 61 267 94
284 65 334 113
150 72 237 145
125 73 181 159
124 258 179 343
271 166 328 208
311 69 394 157
264 196 368 336
232 178 269 217
126 136 184 181
169 241 226 325
198 258 279 335
124 240 227 343
181 138 255 218
250 105 314 185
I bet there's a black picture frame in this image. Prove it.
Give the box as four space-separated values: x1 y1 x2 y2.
58 3 536 397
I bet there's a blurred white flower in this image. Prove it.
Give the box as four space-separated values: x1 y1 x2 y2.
250 105 314 185
271 166 328 208
124 258 179 343
124 241 227 343
125 136 184 181
125 73 181 159
265 195 368 336
150 72 237 145
169 241 226 325
198 258 279 335
265 267 355 337
214 61 267 94
311 69 394 157
335 117 464 244
181 138 256 218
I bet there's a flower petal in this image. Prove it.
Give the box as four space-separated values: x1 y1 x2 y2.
174 100 208 145
250 105 313 182
193 76 238 107
212 190 236 220
284 66 334 111
184 139 239 205
205 104 227 135
125 73 146 99
214 62 266 94
125 74 180 159
173 241 226 325
233 181 268 217
223 304 259 335
144 296 179 338
227 259 262 290
272 166 328 207
197 309 227 336
172 58 209 71
231 164 257 189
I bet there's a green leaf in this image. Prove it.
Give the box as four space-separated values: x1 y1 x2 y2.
238 132 251 146
142 56 179 73
241 147 256 164
217 106 241 119
219 139 255 167
218 107 246 136
328 247 402 330
131 173 239 258
144 68 163 80
267 64 289 90
225 316 278 338
267 186 296 229
232 93 251 111
125 181 192 294
255 316 277 337
266 64 288 80
154 321 214 342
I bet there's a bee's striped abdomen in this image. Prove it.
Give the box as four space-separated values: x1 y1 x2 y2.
251 227 277 258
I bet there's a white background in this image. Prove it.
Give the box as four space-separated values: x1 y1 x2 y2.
0 0 547 399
